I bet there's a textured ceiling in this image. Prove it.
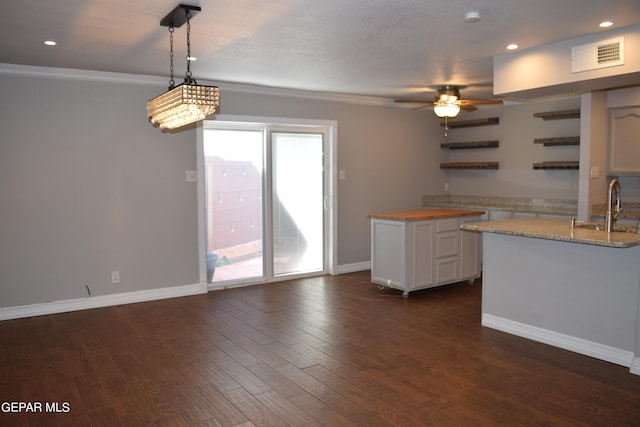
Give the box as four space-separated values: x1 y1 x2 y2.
1 0 639 101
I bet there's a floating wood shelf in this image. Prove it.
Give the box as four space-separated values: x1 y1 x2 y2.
533 109 581 120
440 117 500 129
532 161 579 170
533 137 580 146
441 140 500 149
440 162 499 170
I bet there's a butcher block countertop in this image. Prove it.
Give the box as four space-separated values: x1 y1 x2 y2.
368 208 484 221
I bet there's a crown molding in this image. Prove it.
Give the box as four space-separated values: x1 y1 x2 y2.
0 62 163 85
0 62 395 108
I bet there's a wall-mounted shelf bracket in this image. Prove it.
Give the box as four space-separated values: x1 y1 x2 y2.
441 140 499 149
441 162 499 169
440 117 500 129
533 110 580 120
532 161 579 170
533 137 580 146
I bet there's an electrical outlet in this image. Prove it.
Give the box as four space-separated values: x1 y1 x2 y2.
111 270 120 284
185 170 197 182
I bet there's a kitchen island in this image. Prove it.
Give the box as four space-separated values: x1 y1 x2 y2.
462 217 640 375
368 209 483 298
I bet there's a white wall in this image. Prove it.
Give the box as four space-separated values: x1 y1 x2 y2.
0 73 200 308
1 64 637 313
494 24 640 99
0 67 445 310
445 97 581 199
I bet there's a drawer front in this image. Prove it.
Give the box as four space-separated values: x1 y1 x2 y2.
436 231 458 258
436 257 458 283
437 217 460 232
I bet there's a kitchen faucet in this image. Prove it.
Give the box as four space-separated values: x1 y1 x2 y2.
605 178 621 233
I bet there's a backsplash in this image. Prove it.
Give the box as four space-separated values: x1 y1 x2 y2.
422 194 577 216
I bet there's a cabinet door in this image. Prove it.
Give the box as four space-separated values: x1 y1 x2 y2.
412 221 434 288
459 216 481 280
371 220 406 287
609 107 640 174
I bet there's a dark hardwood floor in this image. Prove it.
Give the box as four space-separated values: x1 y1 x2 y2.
2 271 640 426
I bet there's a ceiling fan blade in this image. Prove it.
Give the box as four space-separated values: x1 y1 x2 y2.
460 105 478 112
394 100 436 105
458 99 503 106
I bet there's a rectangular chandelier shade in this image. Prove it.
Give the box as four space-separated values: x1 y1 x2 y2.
147 82 220 129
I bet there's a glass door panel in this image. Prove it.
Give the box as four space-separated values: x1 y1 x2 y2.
203 129 264 283
271 132 324 276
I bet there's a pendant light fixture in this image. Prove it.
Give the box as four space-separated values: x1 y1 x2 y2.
147 4 220 130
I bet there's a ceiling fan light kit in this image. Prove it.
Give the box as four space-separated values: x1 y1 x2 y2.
393 85 503 128
147 4 220 130
433 101 460 118
433 85 461 117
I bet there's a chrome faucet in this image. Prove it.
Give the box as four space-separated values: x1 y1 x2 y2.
605 178 621 233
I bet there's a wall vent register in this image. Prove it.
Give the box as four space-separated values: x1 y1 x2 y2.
572 37 624 73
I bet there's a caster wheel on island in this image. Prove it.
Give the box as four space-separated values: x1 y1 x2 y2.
402 291 409 299
377 284 385 290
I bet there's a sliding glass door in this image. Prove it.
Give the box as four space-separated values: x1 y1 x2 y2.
203 122 328 285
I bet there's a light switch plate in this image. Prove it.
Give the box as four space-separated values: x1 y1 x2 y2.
185 170 197 182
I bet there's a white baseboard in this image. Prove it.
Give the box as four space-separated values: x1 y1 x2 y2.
333 261 371 275
482 313 635 369
0 264 372 322
0 283 207 321
630 358 640 376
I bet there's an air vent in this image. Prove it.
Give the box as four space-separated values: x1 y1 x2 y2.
571 37 624 73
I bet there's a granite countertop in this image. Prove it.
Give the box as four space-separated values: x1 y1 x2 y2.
422 195 577 215
461 217 640 248
423 194 640 220
368 208 485 221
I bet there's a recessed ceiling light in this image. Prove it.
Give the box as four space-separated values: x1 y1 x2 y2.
599 21 613 28
507 43 519 50
44 40 57 46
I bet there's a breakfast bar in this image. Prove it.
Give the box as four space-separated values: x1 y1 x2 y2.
462 217 640 375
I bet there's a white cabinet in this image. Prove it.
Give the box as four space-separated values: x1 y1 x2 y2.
608 107 640 175
459 216 481 280
371 215 482 298
436 218 460 284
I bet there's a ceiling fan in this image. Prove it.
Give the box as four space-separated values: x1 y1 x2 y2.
394 85 503 118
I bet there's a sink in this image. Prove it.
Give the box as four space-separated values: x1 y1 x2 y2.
573 222 639 234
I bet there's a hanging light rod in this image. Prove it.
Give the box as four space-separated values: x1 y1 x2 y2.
160 4 201 28
147 4 220 130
